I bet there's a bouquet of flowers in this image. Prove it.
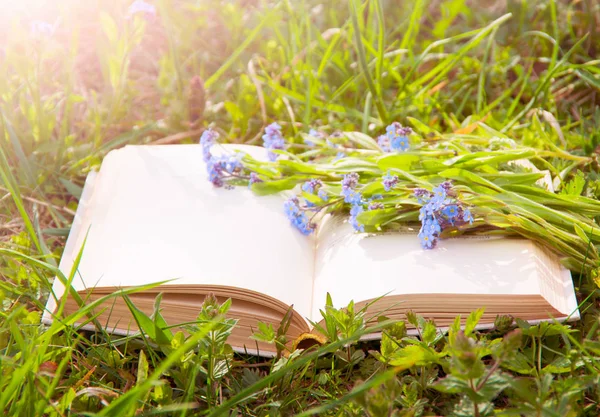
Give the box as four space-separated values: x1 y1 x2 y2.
200 121 600 276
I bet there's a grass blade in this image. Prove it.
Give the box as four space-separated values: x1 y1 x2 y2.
349 0 388 123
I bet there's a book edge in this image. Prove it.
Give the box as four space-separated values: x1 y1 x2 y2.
42 170 99 325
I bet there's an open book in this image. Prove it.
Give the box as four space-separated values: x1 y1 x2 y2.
43 144 580 356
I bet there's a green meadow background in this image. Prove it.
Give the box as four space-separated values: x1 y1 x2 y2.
1 0 600 415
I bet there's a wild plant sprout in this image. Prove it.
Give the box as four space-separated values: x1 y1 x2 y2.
201 121 600 274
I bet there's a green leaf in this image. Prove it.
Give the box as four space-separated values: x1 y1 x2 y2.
356 208 399 227
327 157 380 173
502 351 535 375
574 224 592 247
516 321 572 337
299 133 327 147
251 176 302 195
41 228 70 237
388 344 440 369
279 160 328 175
378 322 406 361
224 101 244 123
344 131 381 151
406 117 441 137
421 320 438 345
58 178 83 199
464 308 484 336
377 153 421 171
448 315 461 345
476 372 511 402
542 357 573 374
481 172 544 187
136 350 149 387
152 293 174 346
250 322 276 343
123 295 156 340
443 150 536 169
433 375 471 394
559 170 586 196
508 378 538 402
439 168 504 192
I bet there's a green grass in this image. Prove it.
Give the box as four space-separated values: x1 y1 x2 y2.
1 0 600 415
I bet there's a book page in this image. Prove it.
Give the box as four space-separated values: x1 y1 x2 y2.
311 215 574 321
46 144 315 320
43 147 126 320
532 244 580 319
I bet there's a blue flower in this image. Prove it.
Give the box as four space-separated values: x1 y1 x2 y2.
265 122 282 137
430 185 447 209
293 213 315 235
341 173 359 190
284 197 315 235
422 200 440 216
413 188 431 204
462 208 474 224
418 230 436 249
377 135 391 152
422 217 441 234
200 129 218 147
442 204 459 219
382 171 399 192
248 172 262 188
306 128 321 146
207 155 226 187
127 0 156 18
202 145 211 162
200 129 219 162
367 194 384 210
262 122 286 161
385 122 412 152
390 135 409 152
341 173 360 202
349 204 365 232
385 124 396 136
368 201 384 211
431 185 446 200
302 179 323 194
343 190 362 205
439 181 453 193
318 189 328 201
284 198 300 217
225 154 242 174
414 180 474 249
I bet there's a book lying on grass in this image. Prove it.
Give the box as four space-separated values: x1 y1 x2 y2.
42 144 580 357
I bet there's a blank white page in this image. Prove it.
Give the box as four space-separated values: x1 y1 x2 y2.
46 144 315 320
312 215 576 321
